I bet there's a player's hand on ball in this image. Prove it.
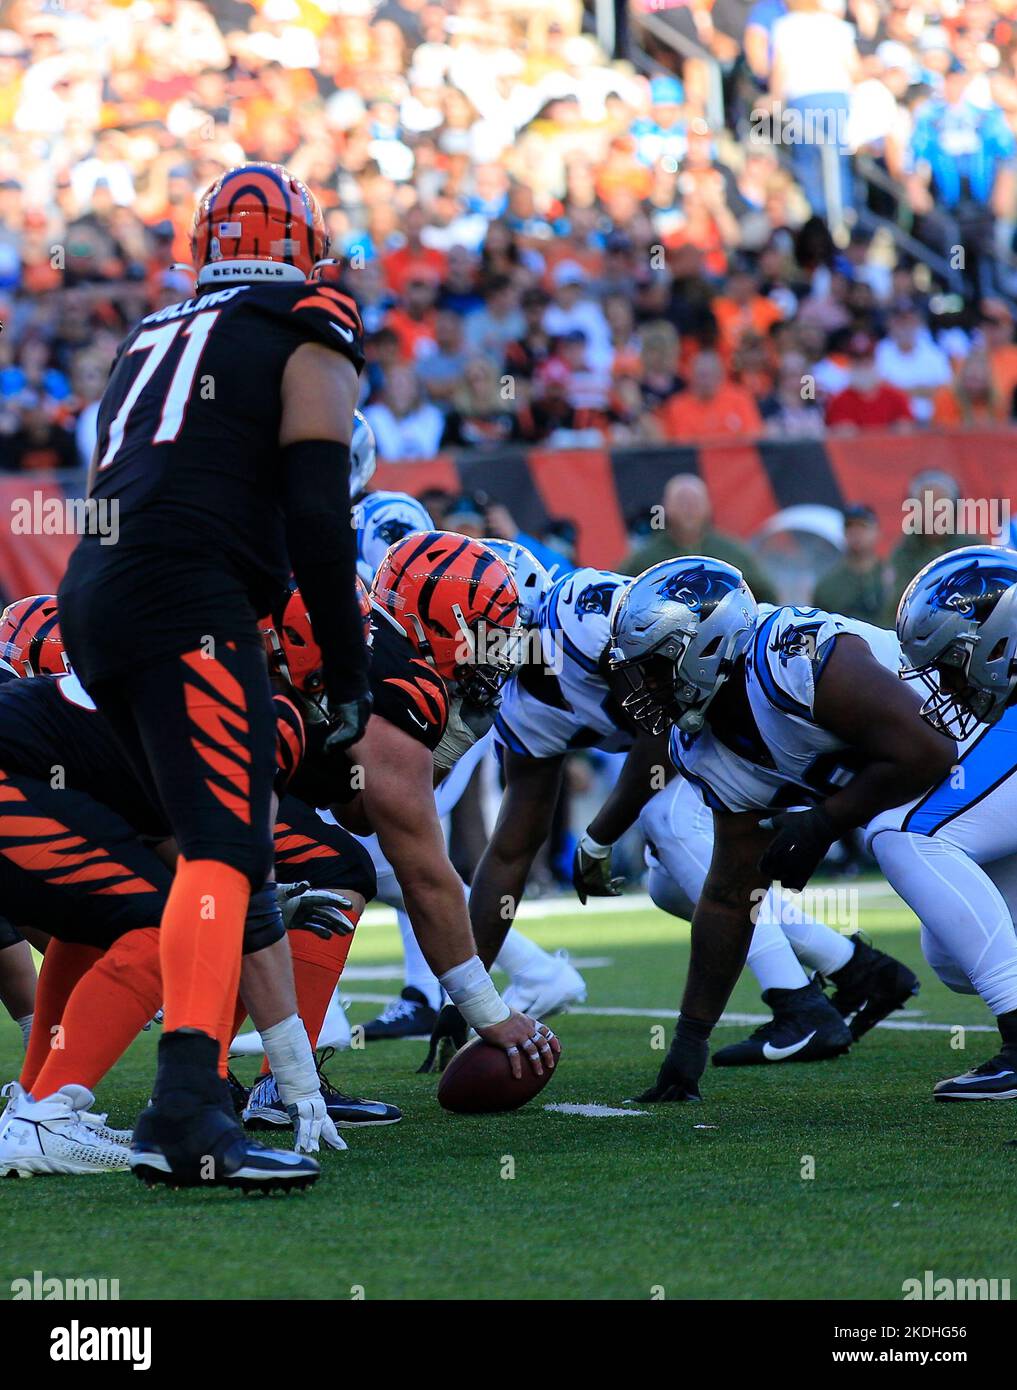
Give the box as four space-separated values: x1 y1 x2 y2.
286 1095 347 1153
757 806 837 891
417 1003 469 1074
635 1022 709 1103
479 1010 560 1080
572 833 624 905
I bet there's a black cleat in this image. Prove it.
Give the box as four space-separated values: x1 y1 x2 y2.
712 981 853 1067
825 933 920 1040
130 1032 319 1193
361 986 437 1042
244 1049 402 1130
934 1049 1017 1102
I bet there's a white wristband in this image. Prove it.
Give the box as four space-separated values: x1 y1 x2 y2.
439 954 511 1029
579 830 612 859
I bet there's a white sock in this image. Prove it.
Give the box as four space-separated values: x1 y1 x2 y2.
17 1013 32 1050
748 900 811 992
398 909 443 1011
873 830 1017 1016
776 893 854 976
495 929 552 980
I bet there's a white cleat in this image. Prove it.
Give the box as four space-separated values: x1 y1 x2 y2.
0 1082 131 1176
502 949 587 1020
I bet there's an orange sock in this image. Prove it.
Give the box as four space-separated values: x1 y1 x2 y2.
21 940 103 1094
160 856 249 1040
257 916 359 1076
31 928 162 1096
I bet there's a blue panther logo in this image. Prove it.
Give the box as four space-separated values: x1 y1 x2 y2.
656 563 737 613
574 582 618 620
769 620 824 665
929 561 1017 618
375 518 417 546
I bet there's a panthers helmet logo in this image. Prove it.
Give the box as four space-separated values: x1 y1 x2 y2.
656 563 738 614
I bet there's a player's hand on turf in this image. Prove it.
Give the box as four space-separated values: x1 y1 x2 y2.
635 1022 709 1103
572 833 624 905
479 1010 561 1081
286 1095 347 1153
417 1003 469 1074
277 881 356 938
757 806 838 892
323 692 373 756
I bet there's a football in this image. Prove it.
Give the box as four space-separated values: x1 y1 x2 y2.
437 1037 559 1114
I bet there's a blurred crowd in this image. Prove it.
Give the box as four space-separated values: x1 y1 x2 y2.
2 0 1017 474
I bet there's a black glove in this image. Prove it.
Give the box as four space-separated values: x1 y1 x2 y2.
757 805 838 892
417 1003 468 1074
635 1017 710 1103
572 833 624 905
323 692 372 757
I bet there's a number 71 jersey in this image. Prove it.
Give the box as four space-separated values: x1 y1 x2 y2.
88 279 364 603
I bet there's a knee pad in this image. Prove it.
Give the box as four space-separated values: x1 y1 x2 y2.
242 884 286 956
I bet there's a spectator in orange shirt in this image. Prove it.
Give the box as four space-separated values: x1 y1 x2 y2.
713 266 784 363
932 348 1010 427
382 204 448 296
385 273 439 361
657 350 763 440
978 299 1017 404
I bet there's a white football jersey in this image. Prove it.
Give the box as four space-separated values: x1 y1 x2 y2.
494 568 633 758
672 605 904 813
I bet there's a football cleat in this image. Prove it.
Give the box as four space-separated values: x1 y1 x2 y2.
244 1053 401 1130
226 1070 251 1118
825 933 920 1039
934 1050 1017 1102
361 986 438 1041
712 981 853 1067
0 1082 130 1176
502 949 587 1019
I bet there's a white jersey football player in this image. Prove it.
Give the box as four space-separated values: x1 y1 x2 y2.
463 563 900 1067
608 554 1017 1105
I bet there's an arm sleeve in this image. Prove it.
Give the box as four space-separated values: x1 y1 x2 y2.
280 438 369 705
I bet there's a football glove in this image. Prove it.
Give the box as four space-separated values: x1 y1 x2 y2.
417 1002 469 1074
635 1018 710 1103
286 1094 347 1154
276 881 356 939
758 806 838 892
433 695 497 774
324 692 373 756
572 832 624 905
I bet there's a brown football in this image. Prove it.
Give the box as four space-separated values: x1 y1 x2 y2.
437 1037 559 1114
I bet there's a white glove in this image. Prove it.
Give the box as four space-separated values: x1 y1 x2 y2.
286 1095 347 1154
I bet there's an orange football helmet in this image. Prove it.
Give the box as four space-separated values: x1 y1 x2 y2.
371 531 525 704
0 595 67 677
262 578 372 705
191 163 329 288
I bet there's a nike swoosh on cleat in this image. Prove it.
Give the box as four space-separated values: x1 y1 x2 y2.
950 1071 1015 1084
762 1031 817 1061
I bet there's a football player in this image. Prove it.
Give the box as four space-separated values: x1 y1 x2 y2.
57 163 372 1189
314 532 560 1077
609 558 1017 1104
455 563 907 1068
360 536 586 1043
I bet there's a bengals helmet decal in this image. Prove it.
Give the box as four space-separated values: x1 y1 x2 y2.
0 595 67 677
371 531 525 704
191 163 329 287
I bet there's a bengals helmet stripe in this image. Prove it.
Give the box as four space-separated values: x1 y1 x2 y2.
0 595 66 677
192 163 329 286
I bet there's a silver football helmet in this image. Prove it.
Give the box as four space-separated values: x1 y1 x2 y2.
609 557 758 735
481 539 552 627
897 544 1017 738
349 409 377 501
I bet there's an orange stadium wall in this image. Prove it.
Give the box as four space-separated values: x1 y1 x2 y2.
2 429 1015 604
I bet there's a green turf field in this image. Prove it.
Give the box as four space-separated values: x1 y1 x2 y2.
2 885 1015 1301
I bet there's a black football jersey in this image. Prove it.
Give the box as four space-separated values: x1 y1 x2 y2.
60 279 364 680
0 674 307 838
